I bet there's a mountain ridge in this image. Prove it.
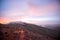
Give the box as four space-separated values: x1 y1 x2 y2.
0 21 59 39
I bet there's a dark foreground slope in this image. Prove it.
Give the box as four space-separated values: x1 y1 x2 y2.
0 22 59 40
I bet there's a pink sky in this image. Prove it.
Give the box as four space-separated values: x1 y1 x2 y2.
0 0 59 25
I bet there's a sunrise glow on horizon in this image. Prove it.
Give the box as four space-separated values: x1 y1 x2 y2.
0 0 60 25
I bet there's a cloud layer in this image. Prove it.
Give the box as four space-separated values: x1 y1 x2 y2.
0 0 59 25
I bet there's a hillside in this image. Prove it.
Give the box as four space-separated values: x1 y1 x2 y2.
0 22 59 40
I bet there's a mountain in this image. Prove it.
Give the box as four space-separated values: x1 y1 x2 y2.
8 22 59 37
0 22 59 40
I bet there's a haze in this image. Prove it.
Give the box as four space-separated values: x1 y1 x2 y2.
0 0 60 25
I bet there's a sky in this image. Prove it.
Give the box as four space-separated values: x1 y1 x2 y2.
0 0 60 25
